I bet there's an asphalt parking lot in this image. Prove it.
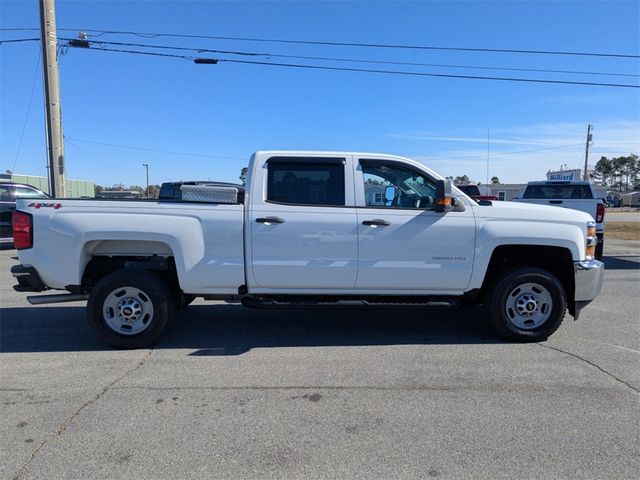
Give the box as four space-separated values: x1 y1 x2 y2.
1 243 638 480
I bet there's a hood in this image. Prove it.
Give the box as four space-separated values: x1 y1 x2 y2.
472 200 593 225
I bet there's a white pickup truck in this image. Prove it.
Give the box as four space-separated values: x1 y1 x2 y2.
514 180 605 259
11 151 604 348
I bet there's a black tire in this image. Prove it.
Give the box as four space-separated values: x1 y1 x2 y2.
87 269 174 349
485 267 567 342
176 294 197 310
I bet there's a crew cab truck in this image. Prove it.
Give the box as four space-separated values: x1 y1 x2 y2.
11 151 604 348
514 180 605 260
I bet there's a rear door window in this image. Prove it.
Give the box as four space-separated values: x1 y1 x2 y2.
267 159 345 206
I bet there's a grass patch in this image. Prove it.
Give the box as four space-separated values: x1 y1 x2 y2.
605 222 640 240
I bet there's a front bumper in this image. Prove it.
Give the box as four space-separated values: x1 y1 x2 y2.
573 259 604 319
11 265 47 292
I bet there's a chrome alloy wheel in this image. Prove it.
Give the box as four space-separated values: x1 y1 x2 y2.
103 286 155 335
505 282 553 330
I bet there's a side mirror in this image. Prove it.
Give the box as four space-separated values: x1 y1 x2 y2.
434 180 454 213
384 185 396 206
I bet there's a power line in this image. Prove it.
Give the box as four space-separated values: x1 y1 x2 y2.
66 44 640 88
4 27 640 58
60 38 264 57
0 38 39 44
222 58 640 88
64 28 640 59
66 136 246 160
5 35 634 80
70 45 195 60
66 139 144 171
60 38 639 78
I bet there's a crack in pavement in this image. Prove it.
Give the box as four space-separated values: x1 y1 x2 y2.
536 342 639 394
11 349 153 480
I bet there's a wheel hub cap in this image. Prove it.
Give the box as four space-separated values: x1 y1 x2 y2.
103 287 154 335
516 294 539 316
505 282 553 330
116 298 142 322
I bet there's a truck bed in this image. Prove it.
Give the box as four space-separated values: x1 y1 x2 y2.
16 198 245 293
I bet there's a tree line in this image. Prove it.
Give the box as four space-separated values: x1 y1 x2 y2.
444 175 501 185
94 184 162 198
590 154 639 192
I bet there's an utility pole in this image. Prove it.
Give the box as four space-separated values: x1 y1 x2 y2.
39 0 66 197
583 124 593 181
143 163 149 198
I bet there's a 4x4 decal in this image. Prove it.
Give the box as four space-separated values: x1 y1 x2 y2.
28 202 62 209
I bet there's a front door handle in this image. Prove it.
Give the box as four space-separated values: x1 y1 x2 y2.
549 200 563 205
256 216 285 224
362 219 390 227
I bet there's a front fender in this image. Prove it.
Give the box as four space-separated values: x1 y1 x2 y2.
468 219 584 290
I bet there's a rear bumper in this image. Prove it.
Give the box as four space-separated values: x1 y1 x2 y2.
11 265 47 292
573 259 604 319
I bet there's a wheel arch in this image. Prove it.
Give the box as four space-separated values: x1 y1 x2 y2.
79 240 182 298
480 244 575 314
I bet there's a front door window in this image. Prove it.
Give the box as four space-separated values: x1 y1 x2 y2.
361 160 437 209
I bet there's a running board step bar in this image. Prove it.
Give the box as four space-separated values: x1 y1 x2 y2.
242 297 459 309
27 293 89 305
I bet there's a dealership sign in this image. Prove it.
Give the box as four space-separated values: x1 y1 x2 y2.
546 169 582 181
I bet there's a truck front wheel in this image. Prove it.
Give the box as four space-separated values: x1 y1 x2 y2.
486 267 567 342
87 269 175 348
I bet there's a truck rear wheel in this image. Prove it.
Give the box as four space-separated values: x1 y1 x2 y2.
87 269 174 349
486 267 567 342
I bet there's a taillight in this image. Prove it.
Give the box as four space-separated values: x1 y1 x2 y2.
596 203 605 223
12 211 33 250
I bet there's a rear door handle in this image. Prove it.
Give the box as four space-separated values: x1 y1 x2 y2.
256 216 285 224
362 219 390 227
549 200 563 205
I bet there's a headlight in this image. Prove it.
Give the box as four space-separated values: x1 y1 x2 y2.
585 221 597 260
